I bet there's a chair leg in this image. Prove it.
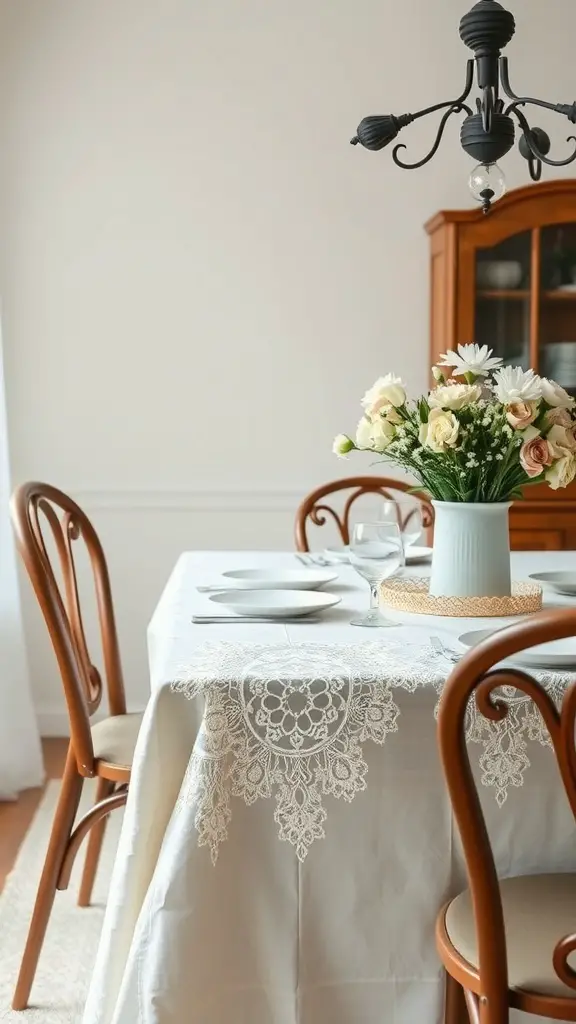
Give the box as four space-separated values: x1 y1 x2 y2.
444 972 469 1024
464 989 481 1024
77 776 114 907
12 748 84 1011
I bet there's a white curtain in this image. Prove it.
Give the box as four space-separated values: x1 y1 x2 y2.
0 323 43 799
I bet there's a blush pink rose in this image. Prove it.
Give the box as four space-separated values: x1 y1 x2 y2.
545 406 573 429
520 437 554 478
506 400 538 430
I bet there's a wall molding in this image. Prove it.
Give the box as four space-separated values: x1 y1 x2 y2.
37 709 72 737
72 488 305 513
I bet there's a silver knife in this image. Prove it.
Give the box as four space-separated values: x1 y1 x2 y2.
196 585 239 593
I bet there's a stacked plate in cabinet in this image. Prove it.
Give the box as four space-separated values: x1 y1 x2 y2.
540 342 576 390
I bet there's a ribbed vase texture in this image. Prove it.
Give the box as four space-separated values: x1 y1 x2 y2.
429 501 512 598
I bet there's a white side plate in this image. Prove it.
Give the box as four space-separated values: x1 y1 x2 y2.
459 627 576 669
209 590 341 619
405 545 433 564
221 568 338 591
529 572 576 596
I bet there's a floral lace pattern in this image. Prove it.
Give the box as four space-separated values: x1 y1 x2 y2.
171 640 572 861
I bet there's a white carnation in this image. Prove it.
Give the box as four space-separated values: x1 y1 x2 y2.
361 374 406 418
492 366 543 404
428 383 482 411
540 377 575 409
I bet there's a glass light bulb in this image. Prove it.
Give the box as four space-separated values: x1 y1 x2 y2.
468 163 507 212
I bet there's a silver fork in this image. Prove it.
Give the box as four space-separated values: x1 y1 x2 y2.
295 552 331 567
430 636 463 664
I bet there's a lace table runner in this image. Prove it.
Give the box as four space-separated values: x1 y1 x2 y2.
171 638 573 862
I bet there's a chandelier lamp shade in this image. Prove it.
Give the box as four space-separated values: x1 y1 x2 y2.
350 0 576 212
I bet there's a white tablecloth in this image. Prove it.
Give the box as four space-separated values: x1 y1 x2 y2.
82 551 576 1024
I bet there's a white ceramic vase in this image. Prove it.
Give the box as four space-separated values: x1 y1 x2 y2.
429 500 512 598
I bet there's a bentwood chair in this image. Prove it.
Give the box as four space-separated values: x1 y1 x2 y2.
436 609 576 1024
10 482 143 1011
294 476 434 552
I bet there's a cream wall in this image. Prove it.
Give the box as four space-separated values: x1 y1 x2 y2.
1 0 575 730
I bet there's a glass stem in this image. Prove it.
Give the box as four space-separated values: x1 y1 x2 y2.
370 583 380 610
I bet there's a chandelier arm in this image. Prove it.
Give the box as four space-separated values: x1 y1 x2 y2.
392 103 471 171
505 96 573 117
500 56 576 120
414 61 473 123
410 60 475 123
511 105 576 168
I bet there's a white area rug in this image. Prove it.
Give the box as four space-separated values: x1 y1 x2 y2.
0 780 122 1022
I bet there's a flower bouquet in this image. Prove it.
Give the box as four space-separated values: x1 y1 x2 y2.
333 344 576 597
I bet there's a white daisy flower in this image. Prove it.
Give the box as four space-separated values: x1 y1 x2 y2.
438 343 503 378
492 366 543 404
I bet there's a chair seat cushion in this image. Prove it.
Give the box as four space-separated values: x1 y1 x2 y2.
91 712 143 770
445 873 576 998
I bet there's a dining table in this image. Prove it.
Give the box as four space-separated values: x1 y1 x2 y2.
82 549 576 1024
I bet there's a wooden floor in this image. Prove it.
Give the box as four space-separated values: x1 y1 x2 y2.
0 738 68 893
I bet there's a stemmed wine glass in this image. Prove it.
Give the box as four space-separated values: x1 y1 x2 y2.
380 499 423 549
349 522 404 627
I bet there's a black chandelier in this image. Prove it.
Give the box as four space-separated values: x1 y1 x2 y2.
350 0 576 213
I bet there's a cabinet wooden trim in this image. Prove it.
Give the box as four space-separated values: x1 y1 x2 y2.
529 227 540 369
425 179 576 233
427 179 576 551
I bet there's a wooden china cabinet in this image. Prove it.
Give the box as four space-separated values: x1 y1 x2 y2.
426 179 576 551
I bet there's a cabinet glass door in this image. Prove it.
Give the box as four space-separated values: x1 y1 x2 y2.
539 224 576 394
474 231 531 369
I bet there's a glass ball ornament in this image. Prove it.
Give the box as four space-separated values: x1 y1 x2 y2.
468 163 507 213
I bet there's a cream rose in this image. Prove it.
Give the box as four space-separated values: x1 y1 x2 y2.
519 437 553 478
355 418 372 449
419 408 459 452
546 424 576 457
545 454 576 490
428 383 482 411
362 374 406 418
369 417 396 452
506 400 539 430
333 433 354 458
545 406 573 429
540 378 575 409
355 416 395 452
385 407 403 425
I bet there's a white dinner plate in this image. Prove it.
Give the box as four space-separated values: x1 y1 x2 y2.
221 568 338 591
325 544 432 565
405 545 433 564
209 590 341 619
459 627 576 669
529 572 576 596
